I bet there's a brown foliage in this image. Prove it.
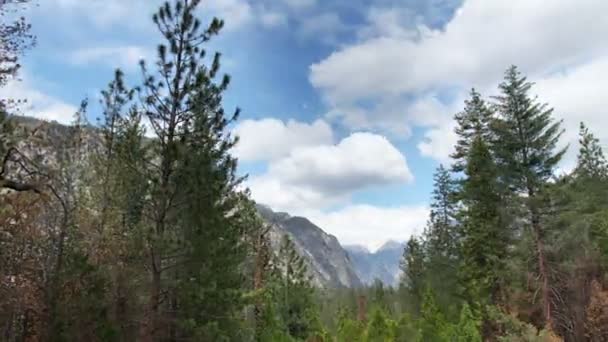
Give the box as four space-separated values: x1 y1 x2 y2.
0 193 48 340
585 280 608 341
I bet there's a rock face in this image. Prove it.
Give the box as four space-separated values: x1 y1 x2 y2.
345 240 405 287
257 204 362 288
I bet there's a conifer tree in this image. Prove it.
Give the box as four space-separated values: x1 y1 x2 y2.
575 122 608 180
450 304 482 342
422 165 460 313
458 135 509 308
106 0 254 338
272 235 318 340
491 65 567 330
418 289 449 342
400 236 425 314
451 88 494 173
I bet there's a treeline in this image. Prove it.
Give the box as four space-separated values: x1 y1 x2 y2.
2 0 608 341
394 69 608 340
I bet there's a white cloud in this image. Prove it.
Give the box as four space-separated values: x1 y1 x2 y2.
535 58 608 169
69 46 152 71
357 7 420 40
233 118 334 162
260 11 288 28
312 0 608 104
417 118 457 163
247 132 413 212
306 205 429 251
0 77 77 125
297 12 349 44
310 0 608 164
204 0 254 31
45 0 254 32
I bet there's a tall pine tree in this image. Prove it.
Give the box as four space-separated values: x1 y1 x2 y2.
459 135 509 317
422 165 460 316
491 65 566 330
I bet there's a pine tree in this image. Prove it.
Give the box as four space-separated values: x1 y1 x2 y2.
451 88 494 173
400 236 425 314
450 304 482 342
422 165 460 314
575 122 608 180
491 65 567 330
272 235 318 340
364 307 392 342
418 289 449 342
102 0 255 338
459 135 509 308
425 165 459 259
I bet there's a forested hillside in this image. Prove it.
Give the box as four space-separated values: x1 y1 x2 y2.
2 0 608 341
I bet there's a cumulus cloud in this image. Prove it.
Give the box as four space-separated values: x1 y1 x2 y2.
46 0 254 32
312 0 608 103
69 46 152 71
297 12 350 44
310 0 608 165
306 204 429 251
247 132 413 211
233 118 334 162
260 11 288 28
0 76 78 125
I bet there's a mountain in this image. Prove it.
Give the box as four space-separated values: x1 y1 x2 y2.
345 240 405 287
257 204 362 288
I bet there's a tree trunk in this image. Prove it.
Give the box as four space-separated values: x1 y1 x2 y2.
532 214 553 331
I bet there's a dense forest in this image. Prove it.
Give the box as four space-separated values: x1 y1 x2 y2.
2 0 608 341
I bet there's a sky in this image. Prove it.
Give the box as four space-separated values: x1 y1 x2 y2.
3 0 608 250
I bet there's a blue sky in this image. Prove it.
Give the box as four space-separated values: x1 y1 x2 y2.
4 0 608 249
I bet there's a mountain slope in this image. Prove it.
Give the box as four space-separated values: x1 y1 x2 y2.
257 205 362 288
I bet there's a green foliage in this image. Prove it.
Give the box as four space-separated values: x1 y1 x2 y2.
458 135 509 307
491 65 566 194
417 289 450 342
422 165 461 316
575 122 608 180
336 312 365 342
365 307 393 342
452 88 494 173
450 304 482 342
399 236 425 314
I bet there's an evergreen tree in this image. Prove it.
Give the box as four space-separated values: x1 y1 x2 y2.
400 236 425 315
451 88 494 173
575 122 608 180
95 0 257 338
422 165 460 314
450 304 482 342
364 307 392 342
458 135 509 308
418 289 449 342
425 165 459 260
272 235 318 340
336 309 364 342
491 65 566 329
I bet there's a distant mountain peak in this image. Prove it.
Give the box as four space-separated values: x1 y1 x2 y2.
377 240 404 253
